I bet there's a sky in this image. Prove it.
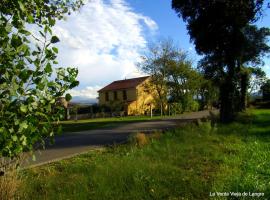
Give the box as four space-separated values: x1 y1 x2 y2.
52 0 270 102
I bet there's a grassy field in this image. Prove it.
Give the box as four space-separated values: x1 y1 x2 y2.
19 109 270 199
60 115 165 132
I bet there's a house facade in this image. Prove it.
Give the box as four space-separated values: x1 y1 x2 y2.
98 76 154 115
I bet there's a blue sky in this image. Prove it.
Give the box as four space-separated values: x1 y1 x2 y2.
52 0 270 100
126 0 191 49
127 0 270 72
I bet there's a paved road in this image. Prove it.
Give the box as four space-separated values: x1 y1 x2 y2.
22 110 216 167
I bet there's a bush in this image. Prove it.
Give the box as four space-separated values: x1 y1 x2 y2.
170 102 183 114
189 100 199 112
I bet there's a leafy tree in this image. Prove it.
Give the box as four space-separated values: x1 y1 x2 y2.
172 0 269 122
166 52 201 111
199 52 268 111
248 67 267 95
236 25 270 111
0 0 82 159
139 39 176 115
237 66 267 110
197 78 219 110
140 39 209 114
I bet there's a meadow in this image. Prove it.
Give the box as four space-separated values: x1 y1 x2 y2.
19 109 270 199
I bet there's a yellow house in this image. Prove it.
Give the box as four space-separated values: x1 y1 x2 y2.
98 76 154 115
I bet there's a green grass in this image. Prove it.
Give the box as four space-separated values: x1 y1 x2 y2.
19 109 270 199
60 115 165 132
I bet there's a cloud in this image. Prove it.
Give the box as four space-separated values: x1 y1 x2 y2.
53 0 157 99
69 86 101 99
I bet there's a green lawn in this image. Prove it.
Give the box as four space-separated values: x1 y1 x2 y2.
60 115 165 132
19 109 270 199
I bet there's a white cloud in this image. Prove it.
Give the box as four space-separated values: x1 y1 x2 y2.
69 86 101 99
52 0 157 100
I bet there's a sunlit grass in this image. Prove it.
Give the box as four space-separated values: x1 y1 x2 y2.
19 109 270 199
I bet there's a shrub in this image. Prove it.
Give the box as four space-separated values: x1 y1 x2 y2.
189 100 199 112
170 102 183 114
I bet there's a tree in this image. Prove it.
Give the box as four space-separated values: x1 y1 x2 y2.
199 42 269 112
139 39 177 115
248 67 267 95
172 0 269 122
166 52 202 112
0 0 83 159
197 78 219 110
139 39 208 114
236 25 270 111
236 66 267 110
261 79 270 101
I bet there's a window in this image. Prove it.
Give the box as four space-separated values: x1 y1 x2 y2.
114 91 118 100
105 92 109 101
123 90 127 100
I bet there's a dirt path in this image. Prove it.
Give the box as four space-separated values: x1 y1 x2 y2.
22 110 217 167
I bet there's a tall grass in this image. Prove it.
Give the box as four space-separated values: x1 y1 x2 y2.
0 158 22 200
19 109 270 199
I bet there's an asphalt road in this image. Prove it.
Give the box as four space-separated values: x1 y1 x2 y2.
22 110 216 167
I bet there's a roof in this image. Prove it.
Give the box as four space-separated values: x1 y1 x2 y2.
98 76 150 92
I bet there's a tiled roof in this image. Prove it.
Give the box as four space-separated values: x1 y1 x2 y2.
98 76 150 92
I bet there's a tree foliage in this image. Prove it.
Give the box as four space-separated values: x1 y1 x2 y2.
139 40 175 115
0 0 83 158
166 53 202 111
172 0 270 122
139 39 217 114
248 67 267 95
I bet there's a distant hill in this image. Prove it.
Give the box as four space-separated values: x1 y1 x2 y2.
70 96 98 105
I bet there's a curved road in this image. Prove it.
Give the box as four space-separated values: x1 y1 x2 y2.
22 110 216 167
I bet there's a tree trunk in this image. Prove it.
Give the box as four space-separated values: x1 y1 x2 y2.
239 73 248 111
220 84 234 123
220 64 236 123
